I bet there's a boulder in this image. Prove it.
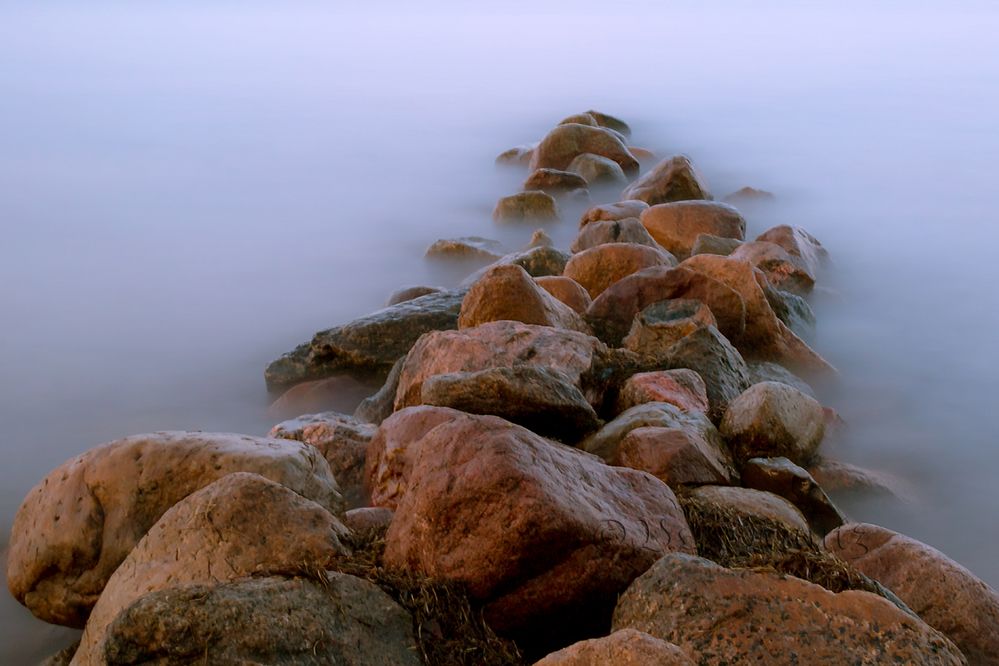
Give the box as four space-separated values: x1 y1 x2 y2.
722 186 775 204
617 426 737 486
353 356 405 425
526 228 554 248
535 276 592 314
100 575 420 666
72 473 352 664
558 112 599 127
585 110 632 137
640 201 746 260
265 374 381 419
386 285 443 306
757 224 829 277
660 325 752 422
720 381 825 465
566 153 628 187
613 553 965 665
425 236 504 262
496 143 537 168
747 360 815 397
690 233 742 257
569 217 662 254
579 200 649 227
764 282 818 341
269 411 376 509
615 369 710 415
825 523 999 665
563 242 677 299
730 240 815 296
6 432 343 628
530 124 639 175
493 190 559 223
689 485 813 538
524 168 589 196
458 264 591 333
265 289 465 391
741 457 845 535
420 365 601 441
626 146 657 164
620 155 711 206
343 507 394 534
534 629 693 666
461 246 570 286
808 458 915 502
622 299 717 358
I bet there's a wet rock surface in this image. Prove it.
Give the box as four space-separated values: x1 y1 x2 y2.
579 200 649 227
523 168 589 196
534 275 592 314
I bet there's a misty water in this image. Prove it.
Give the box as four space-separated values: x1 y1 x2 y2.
2 2 999 662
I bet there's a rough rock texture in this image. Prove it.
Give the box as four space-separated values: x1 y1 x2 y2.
343 507 394 534
353 356 405 425
563 242 677 299
425 236 504 262
615 369 710 415
266 374 381 419
570 217 661 254
617 426 737 487
566 153 628 187
640 201 746 260
73 473 352 665
265 289 464 391
690 233 742 257
524 168 589 196
620 155 711 206
530 124 639 175
101 575 420 666
379 410 694 641
534 629 694 666
420 365 600 441
579 200 649 227
689 485 813 537
534 276 592 314
493 190 559 223
747 360 815 397
660 325 753 422
757 224 829 277
461 246 571 286
764 283 818 342
6 432 343 628
826 522 999 665
742 457 845 535
613 553 966 665
269 412 376 509
720 381 826 465
458 264 590 333
386 285 443 306
622 299 717 358
730 240 815 296
496 143 537 168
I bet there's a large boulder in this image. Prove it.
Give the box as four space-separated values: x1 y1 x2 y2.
570 217 662 253
620 155 711 206
690 233 742 257
615 369 709 415
757 224 829 277
579 200 649 227
640 201 745 260
534 275 592 314
530 124 639 175
6 432 343 628
730 240 815 296
101 575 420 666
613 553 966 665
493 190 559 223
458 264 590 333
826 523 999 665
353 356 406 425
524 168 589 196
660 325 753 422
622 299 717 358
689 485 813 538
534 629 693 666
720 381 826 465
72 473 352 664
563 242 677 299
265 289 464 391
747 360 815 397
567 153 628 187
585 110 632 137
742 457 845 535
617 426 737 487
461 246 570 286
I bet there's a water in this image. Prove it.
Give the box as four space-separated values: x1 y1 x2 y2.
2 1 998 662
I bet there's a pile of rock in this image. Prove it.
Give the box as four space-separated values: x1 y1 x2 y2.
7 112 998 665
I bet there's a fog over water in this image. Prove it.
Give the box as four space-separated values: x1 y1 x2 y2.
2 1 999 661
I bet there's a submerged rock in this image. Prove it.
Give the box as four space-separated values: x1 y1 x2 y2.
530 123 639 175
496 143 537 168
722 186 775 204
524 167 589 196
425 235 505 262
579 199 649 227
266 374 380 419
621 155 711 206
534 629 693 666
493 190 559 223
459 264 590 333
808 458 915 502
566 152 628 187
641 201 746 260
562 242 677 299
570 217 662 253
386 284 443 306
585 109 632 137
720 380 826 465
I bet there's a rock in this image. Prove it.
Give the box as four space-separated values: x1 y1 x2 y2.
269 411 376 509
535 276 592 314
692 483 814 538
579 200 649 227
570 217 662 254
534 629 694 666
524 168 589 196
462 246 571 287
353 356 405 425
617 426 737 486
720 381 825 465
420 365 601 442
690 233 742 256
757 224 830 277
661 325 752 422
747 360 815 397
72 472 352 664
764 283 818 342
808 459 915 502
622 299 717 358
265 289 465 391
101 575 420 666
563 242 677 299
825 522 999 665
530 124 639 175
626 146 657 164
566 153 628 187
621 155 711 206
527 228 554 248
40 643 78 666
493 190 559 223
380 410 694 642
6 432 343 628
722 186 775 204
616 369 709 415
343 507 394 535
459 264 591 333
425 236 504 262
266 374 381 420
741 457 845 535
585 110 632 137
613 553 966 665
386 284 443 306
496 143 537 168
731 240 815 296
640 201 746 260
558 112 599 127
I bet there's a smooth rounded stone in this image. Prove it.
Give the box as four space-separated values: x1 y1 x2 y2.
6 432 344 628
741 457 845 535
530 123 639 175
535 275 592 314
616 369 710 415
493 190 559 223
730 240 815 296
420 365 600 442
690 232 743 257
266 374 381 420
622 299 717 358
579 200 649 228
691 485 813 536
73 473 353 665
567 152 628 187
721 381 825 465
380 410 694 641
763 283 818 342
808 458 916 502
265 289 465 392
640 201 746 260
620 155 711 206
524 167 589 196
722 186 775 204
612 553 966 666
747 360 815 397
459 264 591 333
570 217 662 254
618 425 737 486
534 628 694 666
586 109 632 137
343 507 394 534
563 242 677 299
101 574 420 666
461 246 571 287
626 146 657 164
269 411 376 509
757 224 830 277
425 235 505 262
496 142 537 168
386 284 443 306
661 325 752 423
527 227 554 248
558 112 599 127
353 356 405 426
825 523 999 665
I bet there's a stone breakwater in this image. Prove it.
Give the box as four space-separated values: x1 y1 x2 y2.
6 111 999 665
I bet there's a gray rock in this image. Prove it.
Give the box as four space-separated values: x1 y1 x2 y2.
747 360 815 397
690 233 742 257
353 356 406 425
764 284 817 342
661 325 752 422
720 381 826 465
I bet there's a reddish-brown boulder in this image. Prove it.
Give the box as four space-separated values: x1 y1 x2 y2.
534 629 694 665
458 264 590 333
496 143 537 168
730 240 815 296
386 285 443 306
585 110 632 137
567 153 628 187
808 458 916 502
570 217 662 254
640 201 745 260
661 325 753 422
524 168 589 196
756 224 829 277
558 112 599 127
741 457 844 535
530 124 639 175
579 200 649 228
690 233 742 257
622 299 717 358
720 381 826 465
343 507 394 534
620 155 711 206
626 146 657 164
690 485 813 537
615 369 710 415
266 374 381 419
493 190 559 223
534 276 592 314
563 242 677 299
617 426 737 486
